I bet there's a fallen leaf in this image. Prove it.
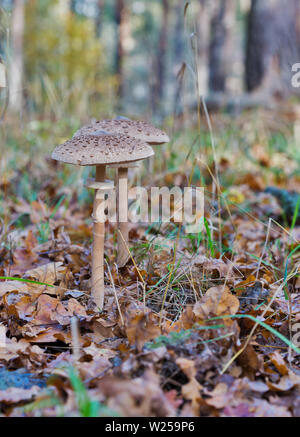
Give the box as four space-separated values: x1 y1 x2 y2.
193 285 239 320
0 386 41 403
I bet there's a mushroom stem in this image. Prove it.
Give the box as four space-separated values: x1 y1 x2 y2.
116 166 130 267
91 165 106 309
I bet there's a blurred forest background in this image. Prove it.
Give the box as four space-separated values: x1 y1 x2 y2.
1 0 300 124
1 1 300 418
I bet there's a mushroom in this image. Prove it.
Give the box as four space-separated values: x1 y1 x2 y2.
74 119 169 267
74 118 169 145
51 133 154 309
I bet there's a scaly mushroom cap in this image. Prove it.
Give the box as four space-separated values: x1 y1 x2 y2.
74 119 170 145
51 134 154 166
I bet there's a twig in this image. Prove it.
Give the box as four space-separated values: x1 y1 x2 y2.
221 272 298 374
105 259 124 326
70 316 81 366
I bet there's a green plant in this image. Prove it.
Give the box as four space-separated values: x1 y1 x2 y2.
145 324 225 349
36 221 51 244
68 367 100 417
68 367 117 417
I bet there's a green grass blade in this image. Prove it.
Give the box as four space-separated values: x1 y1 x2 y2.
291 195 300 231
208 314 300 354
204 217 215 257
50 194 66 219
283 244 300 299
0 276 55 287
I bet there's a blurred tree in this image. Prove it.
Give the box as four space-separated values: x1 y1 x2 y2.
172 0 185 116
5 0 299 120
209 0 235 93
197 0 210 96
95 0 105 37
70 0 76 14
114 0 127 103
129 3 156 116
24 0 112 119
153 0 170 116
9 0 25 113
246 0 300 96
173 0 184 69
0 2 8 58
246 0 274 92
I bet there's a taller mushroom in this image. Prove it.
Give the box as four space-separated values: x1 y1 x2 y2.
51 134 154 309
74 119 169 267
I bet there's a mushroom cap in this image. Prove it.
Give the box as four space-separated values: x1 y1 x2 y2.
74 119 169 145
51 134 154 166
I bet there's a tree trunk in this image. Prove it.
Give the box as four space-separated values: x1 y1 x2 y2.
95 0 105 37
9 0 25 113
172 0 185 118
70 0 76 14
153 0 170 116
173 0 184 69
196 0 210 96
246 0 274 92
115 0 126 103
246 0 300 96
208 0 235 93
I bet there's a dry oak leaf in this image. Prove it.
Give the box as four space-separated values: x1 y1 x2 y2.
180 255 235 279
3 292 35 321
222 399 292 418
10 249 39 276
222 403 254 417
0 338 31 362
267 372 300 392
205 382 229 409
166 305 196 331
33 295 88 328
0 281 28 297
204 377 270 411
237 344 263 377
0 386 41 403
176 358 197 380
66 298 87 318
83 343 116 360
249 398 292 417
34 294 70 326
176 358 202 414
90 318 116 339
78 354 113 381
234 274 256 296
240 173 265 191
124 304 161 350
96 371 176 417
181 381 202 415
25 262 67 285
23 326 72 344
269 350 289 376
193 285 239 320
164 390 183 409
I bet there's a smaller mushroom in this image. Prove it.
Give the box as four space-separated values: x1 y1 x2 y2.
51 134 154 309
74 119 169 267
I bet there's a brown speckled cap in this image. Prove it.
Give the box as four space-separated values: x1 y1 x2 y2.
51 134 154 166
74 119 169 145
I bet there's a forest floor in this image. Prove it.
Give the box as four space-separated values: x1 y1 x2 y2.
0 108 300 417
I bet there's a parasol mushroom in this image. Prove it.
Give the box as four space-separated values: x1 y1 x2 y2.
74 119 169 267
51 133 154 309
